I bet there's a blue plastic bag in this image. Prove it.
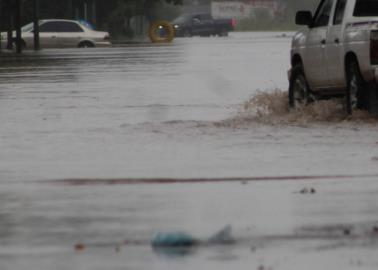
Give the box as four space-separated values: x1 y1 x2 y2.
151 232 197 247
151 225 233 247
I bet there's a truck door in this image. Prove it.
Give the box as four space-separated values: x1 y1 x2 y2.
325 0 348 88
192 14 213 36
303 0 334 89
199 14 215 35
191 15 203 35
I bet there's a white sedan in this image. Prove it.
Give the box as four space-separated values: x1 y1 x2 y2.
1 19 111 49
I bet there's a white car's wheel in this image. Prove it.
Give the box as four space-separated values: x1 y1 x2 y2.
78 41 95 48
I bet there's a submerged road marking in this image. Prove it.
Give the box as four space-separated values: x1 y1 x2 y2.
42 174 378 186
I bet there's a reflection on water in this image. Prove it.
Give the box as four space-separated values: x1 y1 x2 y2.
0 46 184 84
152 246 197 258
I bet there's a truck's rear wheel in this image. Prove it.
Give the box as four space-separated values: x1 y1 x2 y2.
182 29 192 37
289 65 311 108
218 28 228 37
345 61 366 114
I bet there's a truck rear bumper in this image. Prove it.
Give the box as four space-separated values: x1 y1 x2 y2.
375 68 378 82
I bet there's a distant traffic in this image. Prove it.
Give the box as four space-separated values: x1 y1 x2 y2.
172 13 236 37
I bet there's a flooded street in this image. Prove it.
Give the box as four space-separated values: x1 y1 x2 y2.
1 32 378 269
0 32 293 181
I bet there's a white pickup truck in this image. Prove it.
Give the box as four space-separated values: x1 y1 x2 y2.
289 0 378 115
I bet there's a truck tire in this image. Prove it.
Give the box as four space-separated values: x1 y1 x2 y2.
218 28 229 37
288 64 311 108
182 29 192 37
345 61 366 114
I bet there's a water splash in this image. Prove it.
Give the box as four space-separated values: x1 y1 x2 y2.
217 90 377 128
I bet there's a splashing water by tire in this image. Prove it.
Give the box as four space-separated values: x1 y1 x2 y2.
217 90 377 128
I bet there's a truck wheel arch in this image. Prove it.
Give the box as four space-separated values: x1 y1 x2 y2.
344 52 359 75
291 54 303 68
291 54 305 79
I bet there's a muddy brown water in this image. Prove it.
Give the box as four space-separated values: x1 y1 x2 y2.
1 33 378 270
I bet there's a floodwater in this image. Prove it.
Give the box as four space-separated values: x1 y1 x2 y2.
1 32 378 270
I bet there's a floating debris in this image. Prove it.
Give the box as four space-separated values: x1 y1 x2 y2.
152 225 234 248
343 228 352 236
74 243 85 252
299 188 316 194
152 232 197 247
258 265 273 270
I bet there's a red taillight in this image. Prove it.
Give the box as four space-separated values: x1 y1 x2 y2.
371 31 378 65
231 19 237 28
103 34 110 41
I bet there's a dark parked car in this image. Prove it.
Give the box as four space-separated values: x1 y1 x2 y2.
172 13 236 37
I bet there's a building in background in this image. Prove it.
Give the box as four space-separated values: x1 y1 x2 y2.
178 0 286 19
211 0 286 19
181 0 211 14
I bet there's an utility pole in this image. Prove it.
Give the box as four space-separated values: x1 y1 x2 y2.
84 2 88 21
92 0 97 26
33 0 40 50
6 1 13 50
15 0 22 53
68 0 73 18
0 0 2 53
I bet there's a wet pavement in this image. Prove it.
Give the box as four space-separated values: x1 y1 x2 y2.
1 32 378 269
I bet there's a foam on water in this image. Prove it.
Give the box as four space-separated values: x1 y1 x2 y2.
217 90 378 128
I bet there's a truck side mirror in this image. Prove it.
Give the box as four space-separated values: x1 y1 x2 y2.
295 11 313 26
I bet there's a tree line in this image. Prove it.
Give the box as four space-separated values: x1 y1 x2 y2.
0 0 183 31
0 0 323 33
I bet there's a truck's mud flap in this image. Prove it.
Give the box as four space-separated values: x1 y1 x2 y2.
368 82 378 116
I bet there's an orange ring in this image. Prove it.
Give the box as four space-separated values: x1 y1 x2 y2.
148 20 174 43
